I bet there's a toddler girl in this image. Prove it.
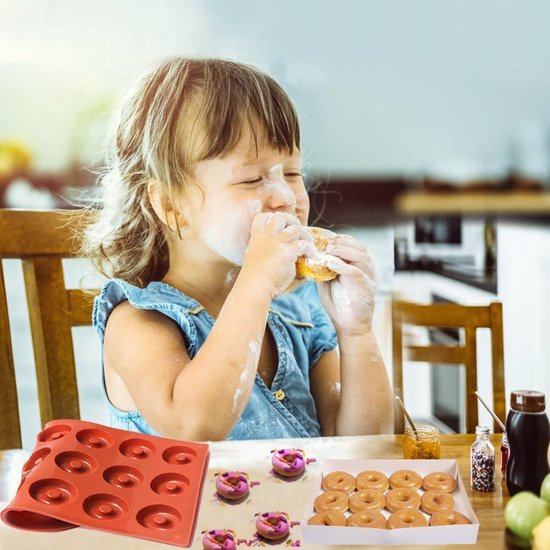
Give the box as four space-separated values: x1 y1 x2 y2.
86 57 394 440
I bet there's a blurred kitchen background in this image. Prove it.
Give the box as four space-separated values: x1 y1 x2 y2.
2 0 550 449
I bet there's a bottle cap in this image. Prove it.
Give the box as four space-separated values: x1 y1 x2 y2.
475 425 491 435
510 390 546 413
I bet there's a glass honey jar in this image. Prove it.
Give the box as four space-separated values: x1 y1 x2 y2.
404 424 441 459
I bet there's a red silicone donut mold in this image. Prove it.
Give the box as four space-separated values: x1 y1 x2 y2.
1 419 209 547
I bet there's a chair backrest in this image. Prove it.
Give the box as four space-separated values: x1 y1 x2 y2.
392 299 505 434
0 208 98 449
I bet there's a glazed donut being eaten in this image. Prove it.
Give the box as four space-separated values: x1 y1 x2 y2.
387 509 428 529
321 471 356 493
430 510 471 526
420 490 454 515
314 490 349 513
422 471 457 493
346 510 387 529
385 488 421 513
295 227 338 282
307 511 347 526
349 489 385 513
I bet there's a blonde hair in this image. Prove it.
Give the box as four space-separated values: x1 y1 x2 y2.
82 58 301 287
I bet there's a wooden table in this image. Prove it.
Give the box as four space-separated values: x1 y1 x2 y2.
0 434 508 549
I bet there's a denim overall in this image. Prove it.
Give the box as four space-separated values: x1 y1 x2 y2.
92 279 337 440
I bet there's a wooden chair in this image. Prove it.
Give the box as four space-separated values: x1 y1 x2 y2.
392 299 505 434
0 209 98 449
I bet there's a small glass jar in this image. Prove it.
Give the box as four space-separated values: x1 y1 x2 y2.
403 424 441 459
471 425 495 492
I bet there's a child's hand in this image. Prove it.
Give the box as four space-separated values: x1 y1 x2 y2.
240 212 316 298
317 234 376 336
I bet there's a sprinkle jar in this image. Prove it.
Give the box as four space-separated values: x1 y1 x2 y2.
471 425 495 492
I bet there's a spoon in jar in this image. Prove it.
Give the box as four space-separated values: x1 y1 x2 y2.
395 395 420 441
474 391 506 432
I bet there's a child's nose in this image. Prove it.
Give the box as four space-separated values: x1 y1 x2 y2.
265 179 297 211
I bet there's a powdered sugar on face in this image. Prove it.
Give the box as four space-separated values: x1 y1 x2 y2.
201 199 262 265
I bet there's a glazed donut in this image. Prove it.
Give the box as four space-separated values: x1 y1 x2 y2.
387 509 428 529
420 490 454 515
356 470 389 492
314 490 349 513
271 448 306 477
349 489 385 513
389 470 422 490
215 471 250 500
322 471 356 493
422 472 457 493
347 510 387 529
307 511 347 526
385 488 421 513
255 512 290 540
202 529 237 550
429 510 471 526
295 227 337 282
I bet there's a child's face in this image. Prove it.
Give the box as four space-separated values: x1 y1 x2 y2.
186 127 309 266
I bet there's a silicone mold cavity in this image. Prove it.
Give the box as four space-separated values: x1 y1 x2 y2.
150 473 189 496
37 425 71 443
29 478 77 506
162 445 197 465
119 438 155 460
76 429 114 450
83 494 129 520
103 465 144 489
55 451 97 475
136 504 182 531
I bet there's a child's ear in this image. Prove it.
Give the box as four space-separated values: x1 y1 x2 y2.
147 179 185 232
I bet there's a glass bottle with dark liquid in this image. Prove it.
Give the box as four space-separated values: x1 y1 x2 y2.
506 390 550 496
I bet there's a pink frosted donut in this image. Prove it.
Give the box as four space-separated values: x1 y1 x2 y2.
271 448 306 477
255 512 290 541
202 529 237 550
215 472 250 500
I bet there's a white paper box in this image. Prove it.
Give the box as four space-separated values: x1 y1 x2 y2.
301 459 479 546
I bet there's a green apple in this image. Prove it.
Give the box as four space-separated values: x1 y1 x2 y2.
540 473 550 504
505 491 550 540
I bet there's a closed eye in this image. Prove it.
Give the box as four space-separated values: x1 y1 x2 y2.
240 173 303 185
241 177 263 184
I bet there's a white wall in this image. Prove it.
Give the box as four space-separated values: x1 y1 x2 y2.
496 222 550 401
2 0 550 176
